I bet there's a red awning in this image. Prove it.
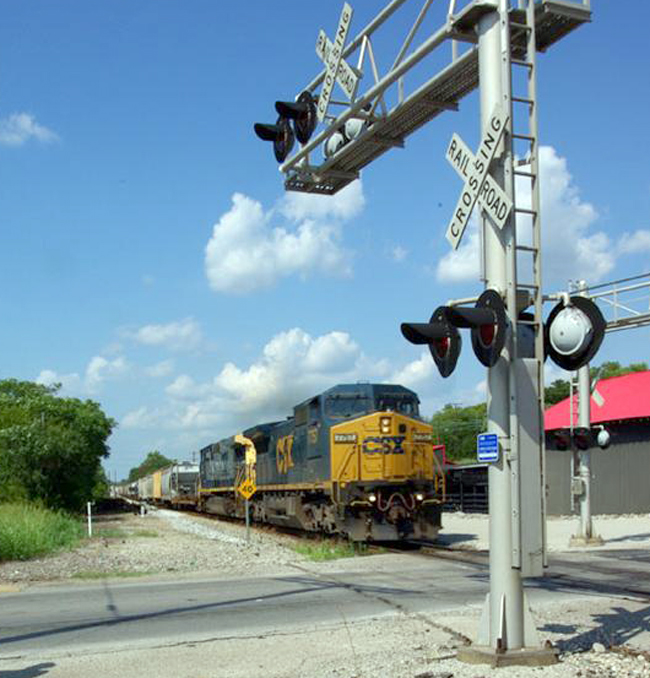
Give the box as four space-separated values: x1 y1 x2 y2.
545 370 650 430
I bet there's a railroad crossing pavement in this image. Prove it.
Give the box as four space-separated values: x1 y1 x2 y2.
1 545 650 677
438 512 650 552
1 513 649 677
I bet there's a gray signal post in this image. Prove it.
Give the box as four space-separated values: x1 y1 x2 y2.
263 0 593 667
465 4 544 663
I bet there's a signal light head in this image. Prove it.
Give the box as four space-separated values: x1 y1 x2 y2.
553 429 571 451
275 91 317 145
401 306 462 379
545 296 606 371
470 289 507 367
253 116 295 163
573 426 592 451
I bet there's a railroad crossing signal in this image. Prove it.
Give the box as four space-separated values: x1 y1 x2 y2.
401 289 507 378
446 133 512 231
445 105 509 249
315 2 354 121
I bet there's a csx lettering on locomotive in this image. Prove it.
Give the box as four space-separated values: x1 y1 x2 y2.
362 436 406 455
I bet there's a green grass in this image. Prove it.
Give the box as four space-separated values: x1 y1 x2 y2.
293 539 368 562
0 502 84 562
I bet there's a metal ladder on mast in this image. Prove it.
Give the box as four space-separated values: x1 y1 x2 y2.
500 0 545 385
499 0 547 574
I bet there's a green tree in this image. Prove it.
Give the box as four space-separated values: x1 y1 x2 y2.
127 451 174 482
544 378 571 406
431 403 487 463
92 466 111 501
592 360 647 381
0 379 116 512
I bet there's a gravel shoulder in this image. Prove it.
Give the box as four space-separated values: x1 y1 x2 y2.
0 507 308 587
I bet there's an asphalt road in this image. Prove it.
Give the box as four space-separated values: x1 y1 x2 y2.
4 548 647 661
0 555 483 658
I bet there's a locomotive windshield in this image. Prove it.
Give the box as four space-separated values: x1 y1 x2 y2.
325 394 370 419
376 394 419 417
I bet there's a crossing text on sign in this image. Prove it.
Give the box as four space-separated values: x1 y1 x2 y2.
445 106 509 249
317 3 353 121
316 30 359 101
446 133 512 230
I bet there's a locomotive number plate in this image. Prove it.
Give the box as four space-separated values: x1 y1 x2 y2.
334 433 358 444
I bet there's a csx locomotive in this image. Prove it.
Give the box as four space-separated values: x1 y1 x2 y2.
198 383 445 541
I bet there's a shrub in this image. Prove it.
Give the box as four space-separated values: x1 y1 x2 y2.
0 502 84 561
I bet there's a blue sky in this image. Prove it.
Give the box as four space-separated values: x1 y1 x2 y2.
1 1 648 480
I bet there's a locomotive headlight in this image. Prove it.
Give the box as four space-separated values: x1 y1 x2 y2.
415 492 425 502
380 416 391 433
368 493 377 503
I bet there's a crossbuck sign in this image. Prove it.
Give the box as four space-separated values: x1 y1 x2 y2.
315 3 356 121
445 105 511 249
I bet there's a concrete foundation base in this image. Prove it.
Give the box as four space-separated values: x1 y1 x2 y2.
457 645 559 668
569 534 604 547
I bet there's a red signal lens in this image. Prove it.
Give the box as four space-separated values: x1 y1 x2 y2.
479 323 496 347
433 337 449 359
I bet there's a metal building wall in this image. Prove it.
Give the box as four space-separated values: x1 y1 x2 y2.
545 424 650 515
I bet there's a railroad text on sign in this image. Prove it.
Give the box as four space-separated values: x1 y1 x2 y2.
445 105 509 249
446 133 512 230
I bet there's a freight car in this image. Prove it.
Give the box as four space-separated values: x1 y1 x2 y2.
198 383 445 541
160 462 199 508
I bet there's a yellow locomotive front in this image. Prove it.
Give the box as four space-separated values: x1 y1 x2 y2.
330 405 445 541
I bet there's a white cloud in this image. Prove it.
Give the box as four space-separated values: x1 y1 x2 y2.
145 359 174 378
85 356 128 392
0 113 58 146
474 379 487 397
435 220 481 283
391 245 408 262
388 352 434 388
36 369 82 393
122 406 162 429
278 179 365 222
131 318 203 352
204 182 363 294
435 146 632 286
214 328 371 414
617 229 650 255
122 327 421 436
37 358 128 395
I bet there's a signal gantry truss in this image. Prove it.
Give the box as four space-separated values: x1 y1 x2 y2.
279 0 591 195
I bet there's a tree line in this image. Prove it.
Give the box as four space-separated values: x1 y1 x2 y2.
0 379 115 512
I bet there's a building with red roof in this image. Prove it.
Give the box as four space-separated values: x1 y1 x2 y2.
544 370 650 515
545 370 650 431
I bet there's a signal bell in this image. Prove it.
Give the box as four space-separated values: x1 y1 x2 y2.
401 289 508 378
544 296 606 371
